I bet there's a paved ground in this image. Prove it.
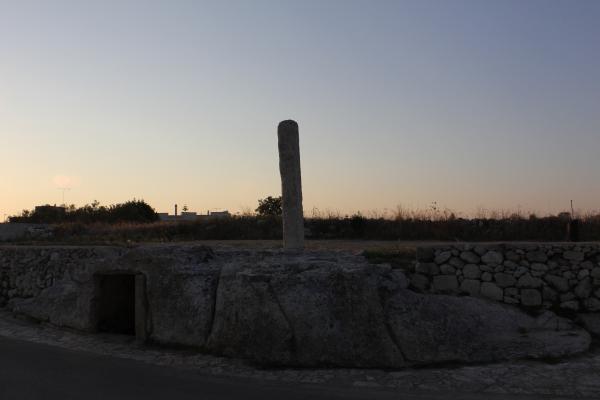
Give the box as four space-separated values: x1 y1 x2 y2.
0 336 579 400
0 336 434 400
0 311 597 399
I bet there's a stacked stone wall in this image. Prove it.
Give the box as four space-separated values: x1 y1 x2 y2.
412 243 600 312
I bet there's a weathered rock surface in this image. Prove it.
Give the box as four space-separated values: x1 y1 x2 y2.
205 253 590 367
385 290 589 364
578 314 600 337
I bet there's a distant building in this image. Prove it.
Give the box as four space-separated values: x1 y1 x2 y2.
204 211 231 219
558 212 572 220
158 210 231 222
180 212 198 221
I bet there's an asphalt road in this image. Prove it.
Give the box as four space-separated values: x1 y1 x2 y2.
0 336 574 400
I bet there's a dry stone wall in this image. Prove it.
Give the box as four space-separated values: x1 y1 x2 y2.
412 243 600 312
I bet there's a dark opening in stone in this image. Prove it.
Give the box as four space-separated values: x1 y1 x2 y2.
95 274 136 335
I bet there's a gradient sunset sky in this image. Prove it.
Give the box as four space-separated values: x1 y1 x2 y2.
1 0 599 218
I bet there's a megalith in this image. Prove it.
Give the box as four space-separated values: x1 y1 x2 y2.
277 120 304 251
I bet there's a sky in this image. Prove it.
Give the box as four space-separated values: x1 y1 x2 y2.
1 0 599 219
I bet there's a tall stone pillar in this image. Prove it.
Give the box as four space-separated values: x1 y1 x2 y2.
278 120 304 251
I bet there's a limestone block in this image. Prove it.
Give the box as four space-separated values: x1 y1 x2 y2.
481 282 503 301
410 273 429 291
564 251 585 262
432 275 459 293
526 251 548 263
482 251 504 265
416 247 435 262
440 264 456 275
545 275 569 292
578 314 600 337
521 289 542 307
560 300 580 311
578 269 590 280
494 273 516 288
583 298 600 312
434 251 452 264
517 274 543 288
531 263 549 273
460 251 480 264
463 264 481 279
415 262 439 276
459 279 481 296
575 278 592 299
543 286 558 302
448 257 464 268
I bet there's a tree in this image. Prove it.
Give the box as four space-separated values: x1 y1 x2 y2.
108 200 159 223
255 196 282 217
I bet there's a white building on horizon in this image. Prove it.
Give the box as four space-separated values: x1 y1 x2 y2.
157 209 231 222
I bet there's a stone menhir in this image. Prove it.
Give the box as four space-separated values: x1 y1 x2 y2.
278 120 304 250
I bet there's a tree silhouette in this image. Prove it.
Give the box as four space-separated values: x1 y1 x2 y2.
255 196 282 217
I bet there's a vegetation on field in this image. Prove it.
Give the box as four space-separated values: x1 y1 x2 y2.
5 199 600 243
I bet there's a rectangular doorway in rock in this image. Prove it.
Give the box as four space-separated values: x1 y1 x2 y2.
93 273 147 341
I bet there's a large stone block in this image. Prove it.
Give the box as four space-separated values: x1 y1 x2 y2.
432 275 458 293
583 298 600 312
494 272 516 288
575 278 592 299
481 251 504 265
564 251 585 262
440 264 456 275
460 279 481 296
517 274 543 288
526 251 548 263
463 264 481 279
415 262 439 276
543 286 558 302
434 251 452 264
531 263 549 273
385 290 589 364
545 275 569 292
460 251 480 264
409 273 429 291
481 282 503 301
521 289 542 307
416 247 435 262
578 314 600 337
